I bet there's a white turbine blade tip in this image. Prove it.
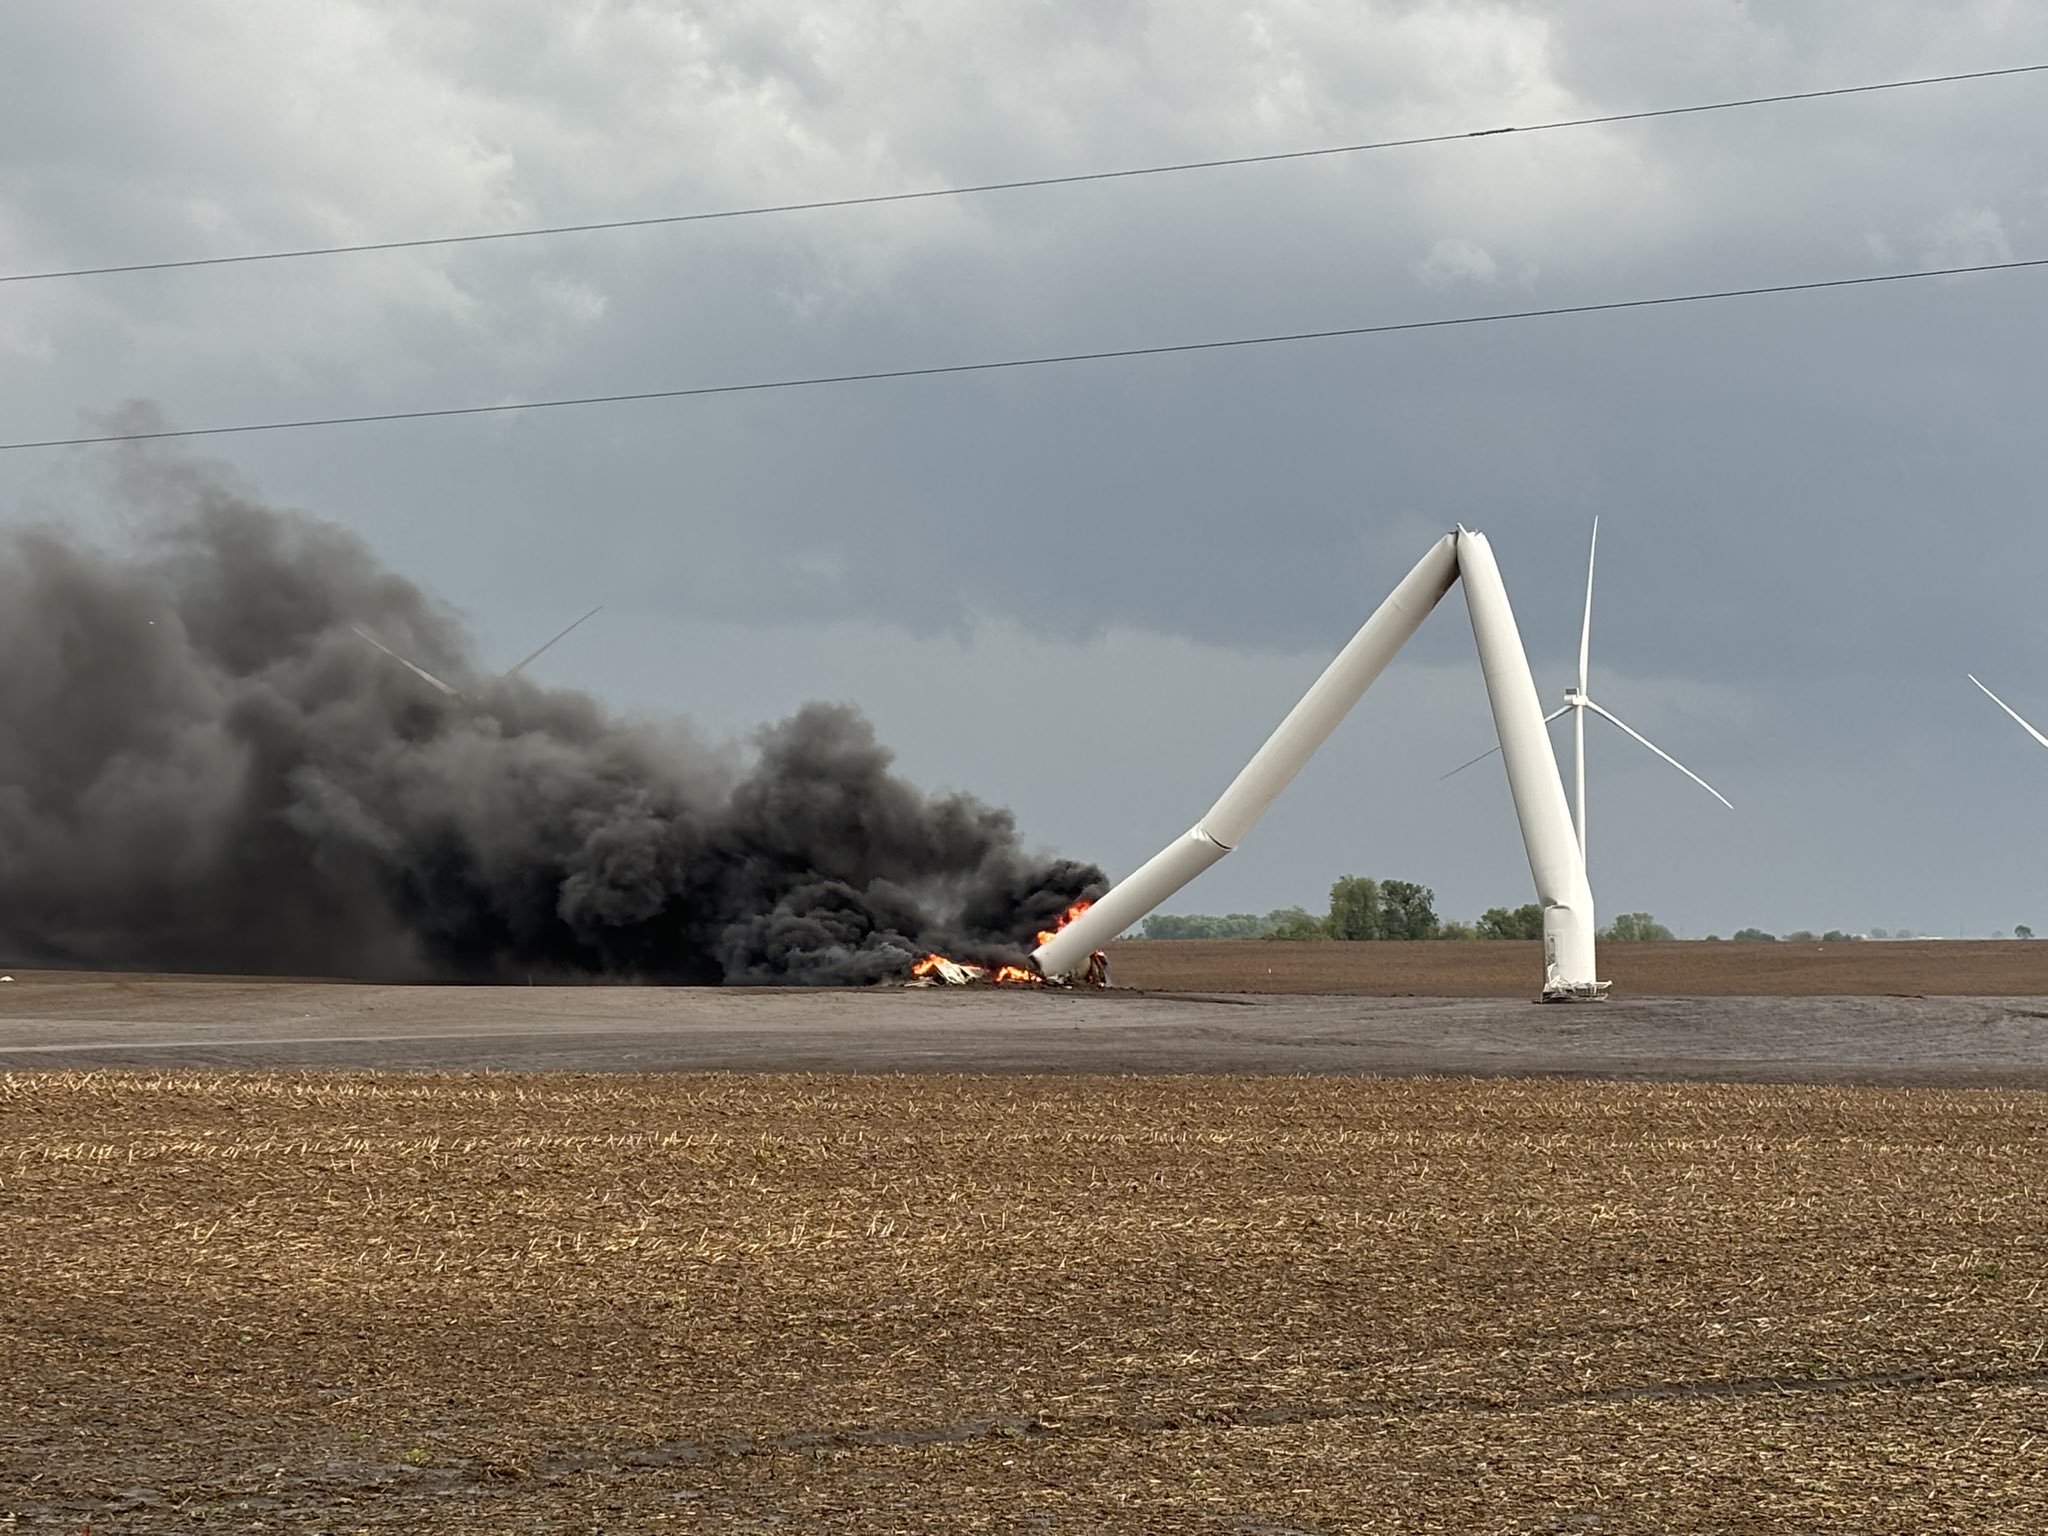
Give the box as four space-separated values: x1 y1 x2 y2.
1443 708 1566 781
1577 518 1598 693
1969 674 2048 752
1584 698 1733 808
503 604 604 681
1439 742 1503 781
352 624 459 695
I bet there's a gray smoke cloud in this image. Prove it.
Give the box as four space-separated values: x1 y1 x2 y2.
0 456 1103 982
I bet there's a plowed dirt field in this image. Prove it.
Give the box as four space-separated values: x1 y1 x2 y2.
5 1070 2044 1533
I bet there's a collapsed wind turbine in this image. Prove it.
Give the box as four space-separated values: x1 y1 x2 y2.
1442 518 1731 862
1033 527 1606 1000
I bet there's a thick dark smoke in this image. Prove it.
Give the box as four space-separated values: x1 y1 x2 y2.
0 462 1102 982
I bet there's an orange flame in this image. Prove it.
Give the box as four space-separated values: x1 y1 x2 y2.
1036 899 1094 948
908 895 1094 986
909 952 1043 986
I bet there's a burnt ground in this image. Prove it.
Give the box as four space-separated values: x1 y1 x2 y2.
4 1070 2046 1534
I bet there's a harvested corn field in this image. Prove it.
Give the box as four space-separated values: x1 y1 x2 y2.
4 1070 2045 1532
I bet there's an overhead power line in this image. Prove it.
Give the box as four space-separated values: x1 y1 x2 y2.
6 254 2041 453
4 63 2043 286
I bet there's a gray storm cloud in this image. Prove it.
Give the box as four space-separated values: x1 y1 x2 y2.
0 466 1102 981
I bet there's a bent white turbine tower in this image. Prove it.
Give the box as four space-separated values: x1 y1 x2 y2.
1443 518 1732 862
1033 528 1605 1000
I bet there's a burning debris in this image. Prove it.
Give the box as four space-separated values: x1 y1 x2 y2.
906 901 1111 988
907 954 1044 987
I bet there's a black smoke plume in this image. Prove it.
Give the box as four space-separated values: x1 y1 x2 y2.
0 465 1102 982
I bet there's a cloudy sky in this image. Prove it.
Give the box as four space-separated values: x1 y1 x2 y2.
4 1 2047 940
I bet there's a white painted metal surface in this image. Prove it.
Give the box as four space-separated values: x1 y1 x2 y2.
1441 518 1732 858
1032 827 1233 978
1455 528 1605 1000
1969 674 2048 752
1032 534 1461 977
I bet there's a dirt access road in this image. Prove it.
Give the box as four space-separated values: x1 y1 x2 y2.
2 967 2047 1082
1104 937 2048 995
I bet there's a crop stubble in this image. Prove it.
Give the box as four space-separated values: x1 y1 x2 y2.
2 1070 2044 1532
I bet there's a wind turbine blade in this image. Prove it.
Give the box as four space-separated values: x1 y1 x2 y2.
1439 705 1571 780
502 604 603 681
1969 674 2048 753
1439 742 1503 781
1578 516 1598 695
1582 697 1734 809
351 626 460 696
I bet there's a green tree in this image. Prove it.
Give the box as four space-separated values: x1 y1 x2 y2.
2016 924 2035 940
1784 929 1818 943
1326 876 1382 941
1263 907 1329 941
1437 920 1479 940
1378 880 1440 940
1603 912 1675 942
1821 930 1850 943
1140 912 1279 939
1731 928 1777 942
1477 903 1545 940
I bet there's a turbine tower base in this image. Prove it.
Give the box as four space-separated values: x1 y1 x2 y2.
1538 977 1612 1003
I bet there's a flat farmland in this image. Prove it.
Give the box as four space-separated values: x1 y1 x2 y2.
6 951 2048 1080
1104 938 2048 995
4 1070 2045 1533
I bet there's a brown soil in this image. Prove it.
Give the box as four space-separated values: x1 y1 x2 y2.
4 1070 2044 1532
1105 938 2048 995
2 938 2041 1005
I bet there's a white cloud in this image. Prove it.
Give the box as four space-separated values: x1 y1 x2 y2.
1918 206 2014 269
1417 235 1502 286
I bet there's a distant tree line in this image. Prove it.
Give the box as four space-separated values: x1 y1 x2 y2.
1721 928 1855 943
1137 877 1681 943
1134 879 2027 943
1138 911 1322 941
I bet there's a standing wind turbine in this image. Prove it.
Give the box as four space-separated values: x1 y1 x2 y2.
353 605 602 698
1444 519 1732 862
1968 674 2048 752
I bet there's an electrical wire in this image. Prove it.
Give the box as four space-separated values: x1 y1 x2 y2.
5 254 2041 452
4 63 2043 285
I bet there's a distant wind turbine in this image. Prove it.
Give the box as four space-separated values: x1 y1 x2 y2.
1444 518 1732 862
1967 673 2048 752
353 605 602 698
